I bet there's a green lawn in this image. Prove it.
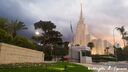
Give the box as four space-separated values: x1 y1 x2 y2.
0 62 92 72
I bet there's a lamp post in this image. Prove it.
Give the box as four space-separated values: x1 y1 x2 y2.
35 30 43 46
124 32 128 45
113 27 118 45
68 43 73 61
50 44 53 60
113 27 118 62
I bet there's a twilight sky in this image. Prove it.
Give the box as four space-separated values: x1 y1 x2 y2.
0 0 128 44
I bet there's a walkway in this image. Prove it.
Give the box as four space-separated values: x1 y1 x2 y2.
76 62 128 72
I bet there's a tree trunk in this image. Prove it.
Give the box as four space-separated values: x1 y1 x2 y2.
123 39 126 47
12 31 16 38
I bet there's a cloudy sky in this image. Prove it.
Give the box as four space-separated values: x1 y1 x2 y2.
0 0 128 44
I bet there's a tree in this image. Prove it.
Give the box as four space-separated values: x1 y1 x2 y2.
87 42 94 50
105 47 109 55
8 20 27 37
116 48 124 61
123 32 128 45
32 20 65 60
33 20 62 45
116 26 126 47
0 17 8 31
0 29 13 44
34 20 56 33
0 17 35 49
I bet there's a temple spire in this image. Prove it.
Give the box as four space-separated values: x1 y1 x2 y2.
80 2 83 19
79 1 84 22
74 0 89 46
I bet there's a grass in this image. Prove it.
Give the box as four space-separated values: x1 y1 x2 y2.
0 62 92 72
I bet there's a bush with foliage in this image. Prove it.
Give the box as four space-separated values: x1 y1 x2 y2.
92 55 116 62
12 36 35 49
0 29 35 49
0 29 13 44
82 50 91 57
0 17 35 49
115 48 125 61
123 46 128 60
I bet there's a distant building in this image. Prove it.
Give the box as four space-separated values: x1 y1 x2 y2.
104 40 114 55
91 39 114 55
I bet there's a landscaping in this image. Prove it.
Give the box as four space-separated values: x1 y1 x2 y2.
0 62 92 72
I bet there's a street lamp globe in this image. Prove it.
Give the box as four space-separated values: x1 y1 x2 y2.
35 31 40 35
68 43 72 47
114 43 120 48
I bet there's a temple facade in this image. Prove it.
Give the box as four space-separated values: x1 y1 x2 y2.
74 4 88 46
73 3 114 55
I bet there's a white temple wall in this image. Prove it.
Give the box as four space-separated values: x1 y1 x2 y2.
69 46 92 63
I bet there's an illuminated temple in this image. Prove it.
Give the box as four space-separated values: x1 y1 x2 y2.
73 3 114 55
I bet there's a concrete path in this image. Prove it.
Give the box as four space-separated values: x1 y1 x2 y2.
76 62 128 72
44 61 57 63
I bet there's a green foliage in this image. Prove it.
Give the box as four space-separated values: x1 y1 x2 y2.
92 55 116 62
34 20 56 32
116 26 128 47
54 46 68 56
8 20 27 37
82 50 91 56
104 47 110 55
116 26 125 37
33 20 68 60
87 42 94 49
43 45 68 60
92 47 126 62
0 17 8 31
0 29 13 44
0 29 35 49
12 36 35 49
0 17 34 49
115 48 124 61
0 17 27 37
33 20 62 45
123 46 128 60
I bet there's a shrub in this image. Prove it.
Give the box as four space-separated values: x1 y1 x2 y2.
123 46 128 60
12 36 35 49
81 50 91 56
0 29 13 44
92 55 116 62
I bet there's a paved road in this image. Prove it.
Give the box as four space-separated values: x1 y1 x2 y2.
76 62 128 72
100 61 128 69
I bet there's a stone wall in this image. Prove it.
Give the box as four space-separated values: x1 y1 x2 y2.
0 43 44 64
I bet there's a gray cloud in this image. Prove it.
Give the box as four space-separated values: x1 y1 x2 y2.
0 0 128 42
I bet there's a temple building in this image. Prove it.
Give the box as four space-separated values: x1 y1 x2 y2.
73 2 114 55
74 3 88 46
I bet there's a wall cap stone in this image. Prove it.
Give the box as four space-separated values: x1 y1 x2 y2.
0 43 44 55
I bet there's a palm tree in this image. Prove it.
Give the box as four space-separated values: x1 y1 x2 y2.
123 32 128 46
0 17 8 31
116 26 126 47
8 20 27 37
87 42 94 50
105 47 109 55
